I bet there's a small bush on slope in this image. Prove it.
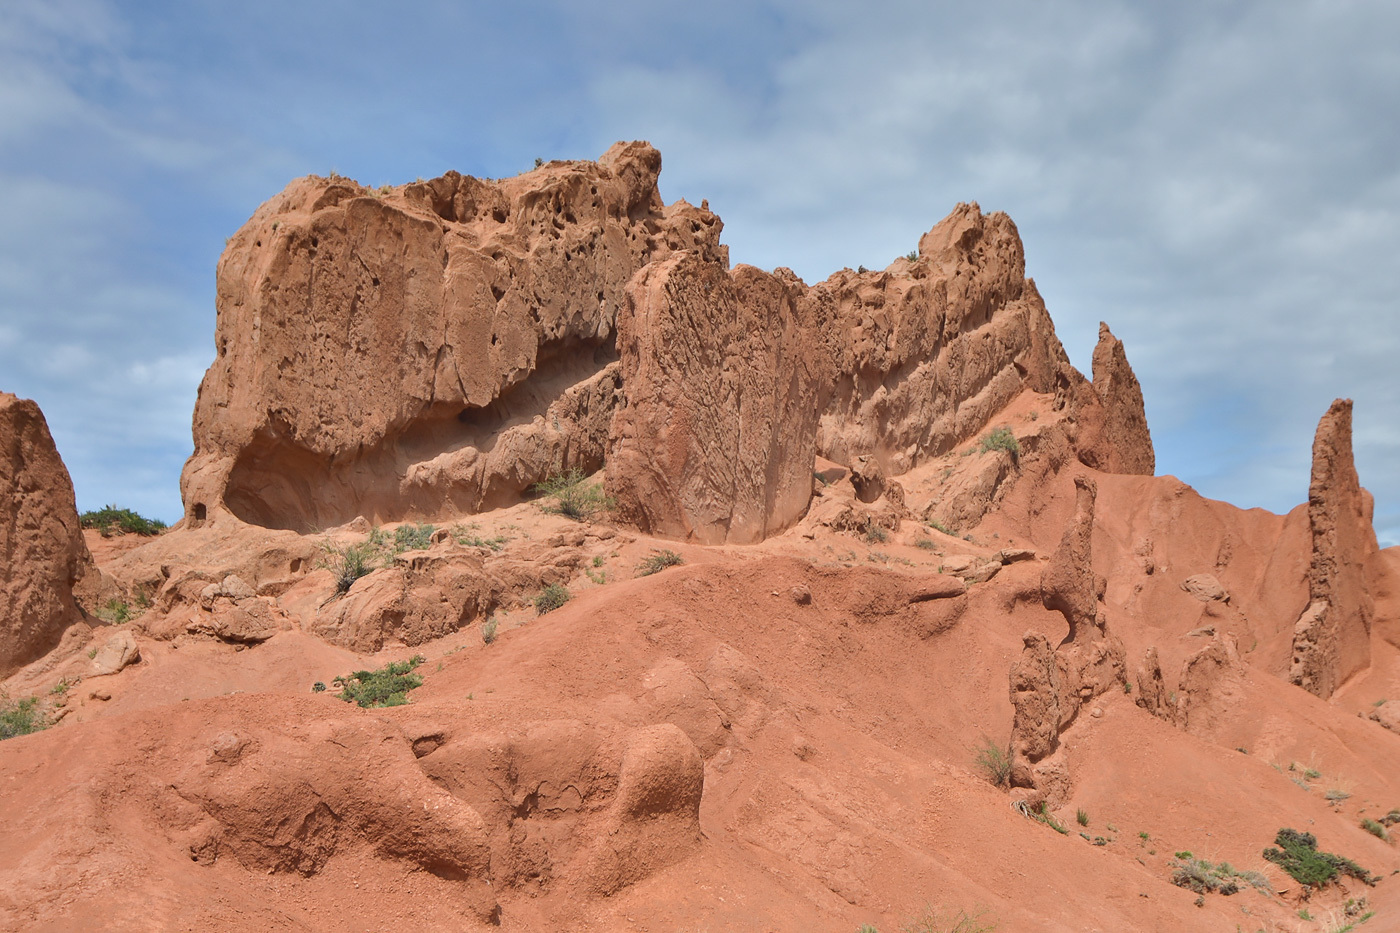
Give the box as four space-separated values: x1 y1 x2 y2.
318 538 379 595
636 549 683 576
532 469 613 521
1263 829 1374 888
334 656 425 708
535 583 571 615
977 427 1020 461
0 695 46 740
973 736 1011 789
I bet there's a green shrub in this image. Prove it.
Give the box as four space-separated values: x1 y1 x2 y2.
1076 808 1089 827
96 598 132 624
974 736 1011 789
637 549 684 576
392 523 434 552
481 617 498 645
928 519 954 535
334 656 425 708
1361 818 1387 840
915 538 938 550
80 505 167 537
534 583 571 615
0 695 46 740
1263 828 1374 888
978 427 1020 461
905 250 919 261
319 538 379 595
532 469 614 521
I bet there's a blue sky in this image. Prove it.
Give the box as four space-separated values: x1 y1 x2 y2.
2 0 1397 544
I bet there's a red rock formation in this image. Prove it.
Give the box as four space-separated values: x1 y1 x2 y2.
607 257 826 543
184 142 721 532
1009 475 1126 797
187 144 1157 545
1290 398 1379 696
0 392 95 676
812 206 1067 471
1068 323 1155 475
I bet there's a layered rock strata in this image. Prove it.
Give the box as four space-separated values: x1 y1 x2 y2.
0 393 95 676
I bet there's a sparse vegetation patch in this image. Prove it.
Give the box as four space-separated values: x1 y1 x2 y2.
1168 856 1269 895
977 427 1020 461
453 522 509 550
532 469 614 521
973 736 1011 788
334 656 425 708
80 505 166 537
319 538 380 595
96 598 132 624
392 522 434 552
636 549 683 576
0 694 46 740
1360 818 1387 840
899 904 997 933
535 582 571 615
1263 828 1374 888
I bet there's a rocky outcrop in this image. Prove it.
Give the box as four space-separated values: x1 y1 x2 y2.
1009 475 1125 798
608 205 1082 542
311 550 501 653
607 257 827 543
188 144 1157 544
184 142 722 532
0 393 96 676
1289 399 1379 697
1066 323 1155 475
416 718 704 898
812 208 1067 472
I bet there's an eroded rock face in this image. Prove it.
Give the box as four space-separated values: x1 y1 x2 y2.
0 393 95 676
1290 399 1379 697
1009 474 1125 799
184 142 723 532
813 207 1068 471
607 257 826 544
187 144 1157 544
1040 475 1104 642
1069 323 1155 475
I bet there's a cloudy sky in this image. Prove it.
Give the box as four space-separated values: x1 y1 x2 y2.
2 0 1397 543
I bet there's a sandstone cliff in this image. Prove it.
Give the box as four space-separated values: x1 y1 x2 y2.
186 143 1156 544
183 142 722 532
0 393 95 676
